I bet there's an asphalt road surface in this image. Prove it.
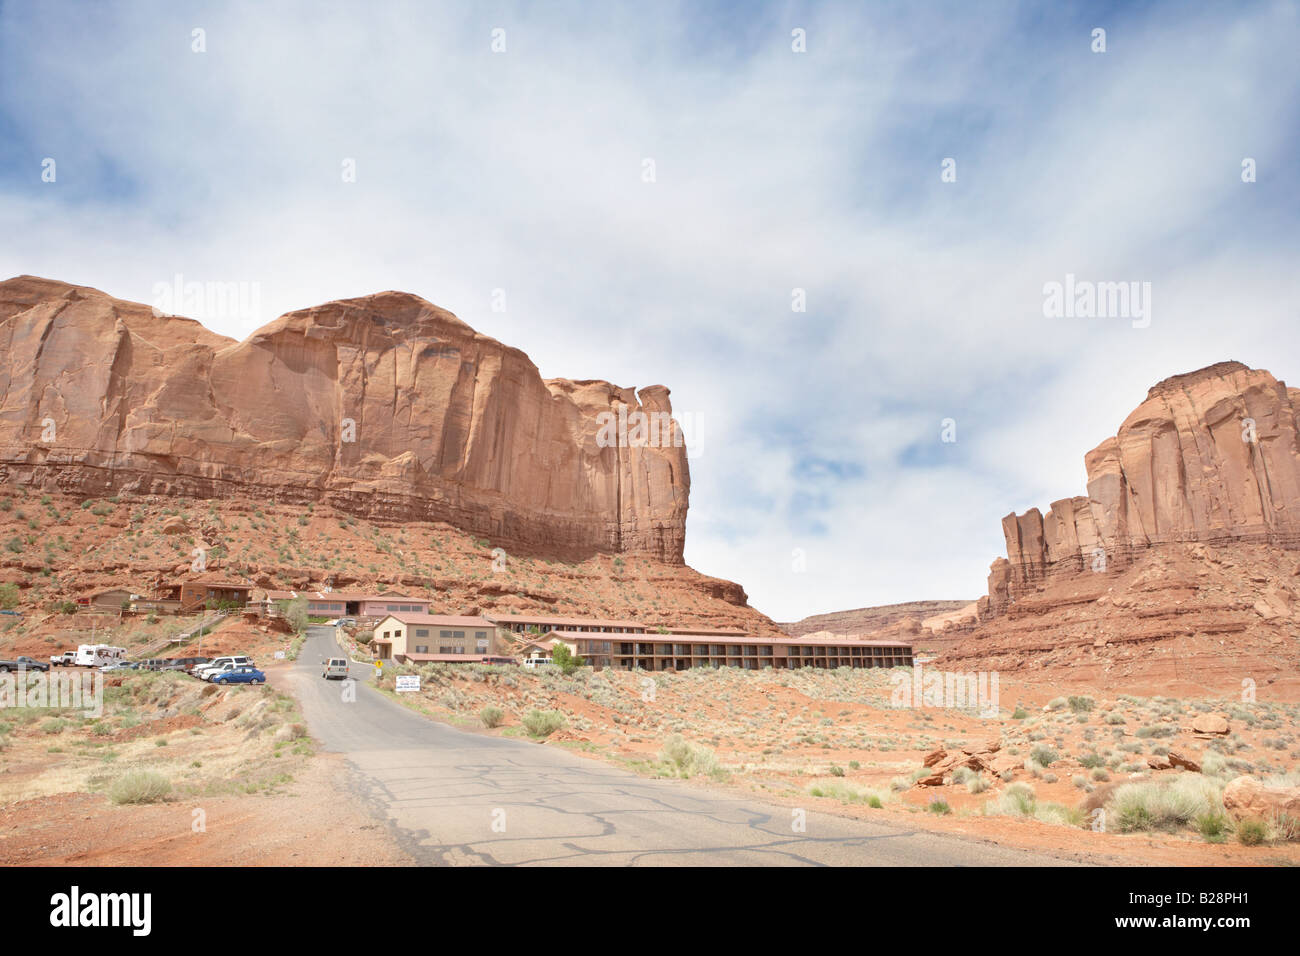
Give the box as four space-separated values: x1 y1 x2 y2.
287 626 1083 866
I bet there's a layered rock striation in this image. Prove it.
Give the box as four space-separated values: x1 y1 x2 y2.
0 276 689 561
984 362 1300 616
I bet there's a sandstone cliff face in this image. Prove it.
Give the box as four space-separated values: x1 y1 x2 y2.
983 362 1300 616
0 276 689 561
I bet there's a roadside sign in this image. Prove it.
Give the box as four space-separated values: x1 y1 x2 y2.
395 675 420 693
274 651 285 660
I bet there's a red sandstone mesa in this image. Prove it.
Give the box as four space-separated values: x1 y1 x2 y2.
0 276 689 561
982 362 1300 617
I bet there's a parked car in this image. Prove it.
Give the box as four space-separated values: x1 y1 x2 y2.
522 657 552 669
336 617 357 627
210 665 266 685
0 655 50 673
193 656 252 680
321 657 350 680
479 656 518 666
49 651 76 667
161 656 210 673
100 661 139 673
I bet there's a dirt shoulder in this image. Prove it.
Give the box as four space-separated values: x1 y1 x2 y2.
0 661 407 866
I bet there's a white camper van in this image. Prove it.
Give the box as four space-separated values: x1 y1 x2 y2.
73 644 127 667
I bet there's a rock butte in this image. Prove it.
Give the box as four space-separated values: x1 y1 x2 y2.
0 276 688 562
982 361 1300 618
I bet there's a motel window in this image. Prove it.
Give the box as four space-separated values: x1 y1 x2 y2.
453 630 465 639
416 628 429 638
416 645 428 654
475 631 487 640
440 630 452 638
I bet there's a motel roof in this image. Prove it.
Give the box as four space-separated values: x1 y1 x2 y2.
262 590 429 603
486 613 644 629
376 613 499 628
550 630 912 648
402 653 514 663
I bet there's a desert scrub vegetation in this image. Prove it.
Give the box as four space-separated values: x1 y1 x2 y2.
1107 775 1225 834
983 782 1084 827
109 769 172 805
807 778 887 807
522 709 564 738
659 734 725 780
479 705 505 728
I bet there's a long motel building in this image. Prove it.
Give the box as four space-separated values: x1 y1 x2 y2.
364 610 912 670
546 631 914 671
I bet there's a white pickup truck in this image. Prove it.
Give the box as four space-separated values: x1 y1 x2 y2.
49 651 76 666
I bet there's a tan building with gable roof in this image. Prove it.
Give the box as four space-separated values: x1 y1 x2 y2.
371 613 510 662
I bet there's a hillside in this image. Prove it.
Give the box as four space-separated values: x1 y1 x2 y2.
780 600 974 638
0 487 783 655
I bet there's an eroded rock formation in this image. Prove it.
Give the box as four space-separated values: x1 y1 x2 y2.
0 276 689 561
983 362 1300 616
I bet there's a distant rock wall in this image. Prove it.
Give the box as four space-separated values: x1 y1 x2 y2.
983 362 1300 616
0 276 689 561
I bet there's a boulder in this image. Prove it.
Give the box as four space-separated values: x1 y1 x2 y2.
1168 751 1201 772
923 748 947 768
1192 714 1230 735
1222 776 1300 822
162 516 189 535
1147 754 1172 770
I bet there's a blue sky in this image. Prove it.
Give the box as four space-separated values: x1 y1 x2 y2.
2 0 1299 621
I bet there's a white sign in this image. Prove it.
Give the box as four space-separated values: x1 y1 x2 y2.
274 651 285 660
395 675 420 693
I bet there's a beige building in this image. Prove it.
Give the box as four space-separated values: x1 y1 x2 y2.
549 631 913 671
371 613 510 662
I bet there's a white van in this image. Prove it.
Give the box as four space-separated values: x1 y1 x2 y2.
73 644 127 667
522 657 552 669
322 658 349 680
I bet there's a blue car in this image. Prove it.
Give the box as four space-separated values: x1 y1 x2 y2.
212 666 266 685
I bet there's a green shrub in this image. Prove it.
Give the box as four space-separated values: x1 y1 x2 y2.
1196 812 1229 842
1109 776 1223 833
0 582 18 609
522 709 564 738
480 705 504 728
928 799 952 815
1237 818 1268 846
661 734 724 779
109 770 172 805
550 642 584 675
1030 744 1059 767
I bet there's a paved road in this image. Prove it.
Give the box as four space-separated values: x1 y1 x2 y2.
286 626 1082 866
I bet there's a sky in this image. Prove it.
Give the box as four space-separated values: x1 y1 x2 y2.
2 0 1299 622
